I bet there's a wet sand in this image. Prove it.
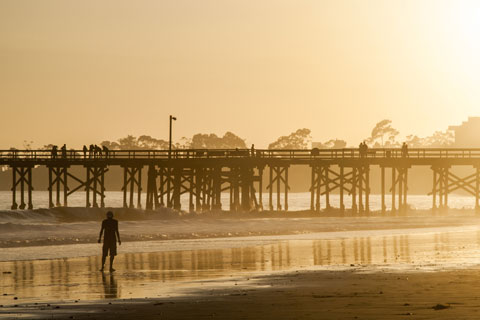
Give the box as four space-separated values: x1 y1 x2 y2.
3 223 480 319
7 268 480 319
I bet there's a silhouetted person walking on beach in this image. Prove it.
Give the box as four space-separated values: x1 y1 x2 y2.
98 211 121 272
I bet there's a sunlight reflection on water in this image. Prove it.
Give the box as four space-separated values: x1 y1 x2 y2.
1 228 480 304
0 191 476 211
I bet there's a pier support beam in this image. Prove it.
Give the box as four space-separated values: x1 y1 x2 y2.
387 166 409 214
47 164 106 208
47 166 71 207
257 166 264 210
146 165 160 210
381 166 386 214
11 165 34 210
476 167 480 213
310 165 327 212
121 166 143 209
354 165 370 214
240 166 253 211
195 167 204 212
339 166 345 212
212 166 222 211
231 167 240 212
158 167 173 208
431 166 449 211
267 165 289 211
85 165 107 208
172 167 182 210
430 165 480 213
311 165 360 214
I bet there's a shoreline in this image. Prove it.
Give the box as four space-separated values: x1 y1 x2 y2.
1 223 479 263
1 209 480 250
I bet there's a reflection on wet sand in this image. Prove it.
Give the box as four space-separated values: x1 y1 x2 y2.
102 273 118 299
1 229 480 304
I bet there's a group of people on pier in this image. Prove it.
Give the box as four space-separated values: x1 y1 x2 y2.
51 144 68 159
82 145 109 159
359 141 369 158
47 143 410 160
358 141 409 158
50 144 110 159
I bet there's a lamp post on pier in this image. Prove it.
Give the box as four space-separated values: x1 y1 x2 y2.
169 115 177 159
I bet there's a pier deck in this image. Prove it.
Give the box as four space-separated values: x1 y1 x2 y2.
1 148 479 212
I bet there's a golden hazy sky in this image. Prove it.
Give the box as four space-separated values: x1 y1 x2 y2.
1 0 479 148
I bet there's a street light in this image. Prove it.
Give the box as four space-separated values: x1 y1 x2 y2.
169 115 177 159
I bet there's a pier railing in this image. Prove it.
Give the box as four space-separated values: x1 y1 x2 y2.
2 148 480 161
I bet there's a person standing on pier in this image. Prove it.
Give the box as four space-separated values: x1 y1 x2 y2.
82 145 88 159
89 144 94 158
51 145 58 159
94 145 102 158
102 145 109 159
359 141 366 158
61 144 67 158
98 211 121 272
401 143 409 158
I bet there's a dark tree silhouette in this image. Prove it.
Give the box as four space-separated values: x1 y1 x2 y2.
42 144 55 150
313 139 347 149
268 128 311 149
405 130 454 147
117 135 138 149
190 132 246 149
100 140 121 150
137 135 169 149
100 132 245 150
367 120 399 147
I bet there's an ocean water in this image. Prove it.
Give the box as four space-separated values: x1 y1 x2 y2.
0 190 477 264
0 191 475 212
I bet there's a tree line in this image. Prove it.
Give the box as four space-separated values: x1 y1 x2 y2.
93 119 453 150
99 132 248 150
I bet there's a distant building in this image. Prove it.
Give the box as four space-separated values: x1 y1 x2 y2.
449 117 480 147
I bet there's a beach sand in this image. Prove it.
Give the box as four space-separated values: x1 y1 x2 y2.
2 213 480 319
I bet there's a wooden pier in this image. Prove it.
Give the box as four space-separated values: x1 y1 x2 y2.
1 148 480 213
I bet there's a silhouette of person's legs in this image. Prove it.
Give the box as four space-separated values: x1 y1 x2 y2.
101 254 107 271
110 255 115 272
101 244 116 271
